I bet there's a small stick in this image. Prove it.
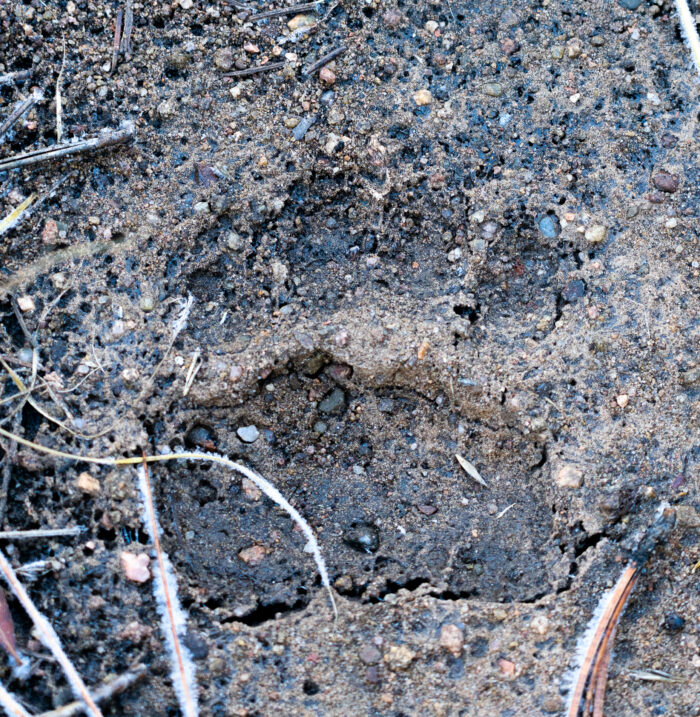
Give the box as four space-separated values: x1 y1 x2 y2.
36 666 147 717
0 527 83 541
0 71 32 87
303 45 346 75
0 121 135 172
222 0 252 9
0 681 30 717
0 88 44 141
110 9 123 75
249 2 321 21
120 0 134 58
222 61 287 78
0 549 103 716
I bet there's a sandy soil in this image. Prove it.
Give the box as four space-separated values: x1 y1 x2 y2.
0 0 698 714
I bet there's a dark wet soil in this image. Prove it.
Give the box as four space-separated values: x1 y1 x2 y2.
0 0 698 714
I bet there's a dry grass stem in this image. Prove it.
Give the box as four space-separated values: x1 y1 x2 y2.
0 550 102 716
0 682 30 717
138 457 198 717
675 0 700 75
0 527 83 541
37 665 147 717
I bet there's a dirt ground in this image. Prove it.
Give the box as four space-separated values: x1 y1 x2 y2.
0 0 698 714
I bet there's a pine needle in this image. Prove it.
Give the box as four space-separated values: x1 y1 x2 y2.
138 457 198 717
0 550 102 717
565 506 675 717
675 0 700 76
0 681 30 717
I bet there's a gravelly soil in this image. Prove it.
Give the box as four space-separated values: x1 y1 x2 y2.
0 0 698 714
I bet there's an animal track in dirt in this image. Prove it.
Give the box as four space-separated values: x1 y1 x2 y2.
153 355 561 622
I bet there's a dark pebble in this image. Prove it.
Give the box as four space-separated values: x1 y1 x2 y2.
185 424 216 450
365 666 380 684
328 363 353 382
343 521 379 553
378 397 395 413
262 428 276 444
653 171 679 193
562 279 586 303
319 387 346 414
660 133 678 149
359 644 381 664
663 613 685 632
183 631 209 659
647 191 665 204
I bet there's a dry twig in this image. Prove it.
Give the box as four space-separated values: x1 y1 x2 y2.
222 61 287 78
249 2 321 20
0 549 103 716
0 71 31 87
0 121 135 172
0 89 43 141
303 45 346 75
37 665 147 717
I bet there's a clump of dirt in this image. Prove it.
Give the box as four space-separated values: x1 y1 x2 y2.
0 0 698 714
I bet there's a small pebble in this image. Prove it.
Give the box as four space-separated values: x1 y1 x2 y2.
318 388 346 414
384 644 416 671
140 295 155 312
653 171 679 193
244 43 259 53
16 295 35 312
585 224 607 244
538 215 560 238
413 89 432 106
319 67 336 85
616 394 629 408
439 624 464 657
238 545 267 565
566 39 583 58
663 613 685 632
287 14 315 31
359 644 382 665
41 219 60 244
550 45 564 60
383 9 403 29
213 48 233 71
237 425 260 443
76 472 100 496
121 552 150 583
333 329 349 347
556 465 583 489
482 83 503 97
